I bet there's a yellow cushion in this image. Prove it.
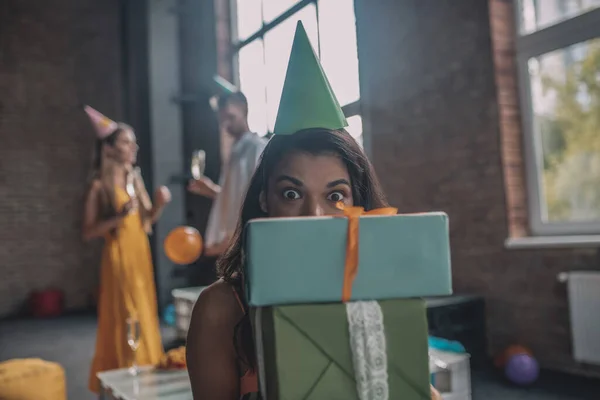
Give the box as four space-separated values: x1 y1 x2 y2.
0 358 66 400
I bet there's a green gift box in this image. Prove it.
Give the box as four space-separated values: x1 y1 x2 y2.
252 299 431 400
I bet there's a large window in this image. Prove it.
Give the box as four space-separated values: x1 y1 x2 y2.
232 0 362 145
516 1 600 235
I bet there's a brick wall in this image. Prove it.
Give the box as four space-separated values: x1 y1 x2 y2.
489 0 530 238
356 0 600 376
0 0 123 316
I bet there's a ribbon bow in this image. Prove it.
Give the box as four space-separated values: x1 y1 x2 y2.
337 203 398 302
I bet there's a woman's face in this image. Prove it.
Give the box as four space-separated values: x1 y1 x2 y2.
262 152 354 217
107 129 138 165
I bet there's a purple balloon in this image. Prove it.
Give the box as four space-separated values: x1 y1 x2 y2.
505 354 539 385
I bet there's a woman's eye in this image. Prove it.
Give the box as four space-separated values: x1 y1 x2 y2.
283 189 301 200
327 191 345 202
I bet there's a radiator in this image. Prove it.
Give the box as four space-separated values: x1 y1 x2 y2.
559 271 600 365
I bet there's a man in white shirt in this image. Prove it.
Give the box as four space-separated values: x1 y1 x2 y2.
188 92 266 256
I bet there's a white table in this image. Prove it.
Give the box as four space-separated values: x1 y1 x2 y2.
98 367 192 400
429 349 472 400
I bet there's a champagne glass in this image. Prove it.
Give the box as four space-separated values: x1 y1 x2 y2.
191 150 206 180
127 317 141 376
126 170 138 212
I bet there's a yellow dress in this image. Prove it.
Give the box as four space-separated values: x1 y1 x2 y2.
89 187 164 393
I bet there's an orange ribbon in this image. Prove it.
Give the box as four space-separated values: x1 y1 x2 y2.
337 203 398 302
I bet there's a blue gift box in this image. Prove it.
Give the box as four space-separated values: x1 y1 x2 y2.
244 212 452 306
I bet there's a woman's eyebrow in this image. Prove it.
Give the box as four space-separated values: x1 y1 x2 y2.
326 179 351 188
275 175 303 186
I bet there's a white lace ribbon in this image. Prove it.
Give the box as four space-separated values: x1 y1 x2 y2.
346 301 389 400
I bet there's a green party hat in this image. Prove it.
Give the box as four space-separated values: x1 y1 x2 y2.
273 21 348 135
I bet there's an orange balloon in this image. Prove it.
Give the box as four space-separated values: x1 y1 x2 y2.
494 345 533 368
164 226 203 265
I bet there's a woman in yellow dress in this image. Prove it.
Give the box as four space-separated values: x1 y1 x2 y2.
82 106 171 393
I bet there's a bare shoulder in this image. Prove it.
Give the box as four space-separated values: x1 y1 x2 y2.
186 280 241 398
190 280 243 329
84 180 103 204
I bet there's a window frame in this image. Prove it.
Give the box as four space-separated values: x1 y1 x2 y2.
229 0 362 138
514 5 600 236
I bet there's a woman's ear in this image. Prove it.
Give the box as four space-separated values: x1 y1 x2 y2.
259 191 267 214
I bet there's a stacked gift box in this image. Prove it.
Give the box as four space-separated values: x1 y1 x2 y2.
243 211 453 399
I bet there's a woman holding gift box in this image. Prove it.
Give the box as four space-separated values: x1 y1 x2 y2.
186 22 441 400
81 105 171 393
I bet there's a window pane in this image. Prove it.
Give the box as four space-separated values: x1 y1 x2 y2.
263 0 300 23
238 40 268 136
518 0 600 34
346 115 363 148
318 0 361 106
528 39 600 222
235 0 262 41
264 4 318 132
